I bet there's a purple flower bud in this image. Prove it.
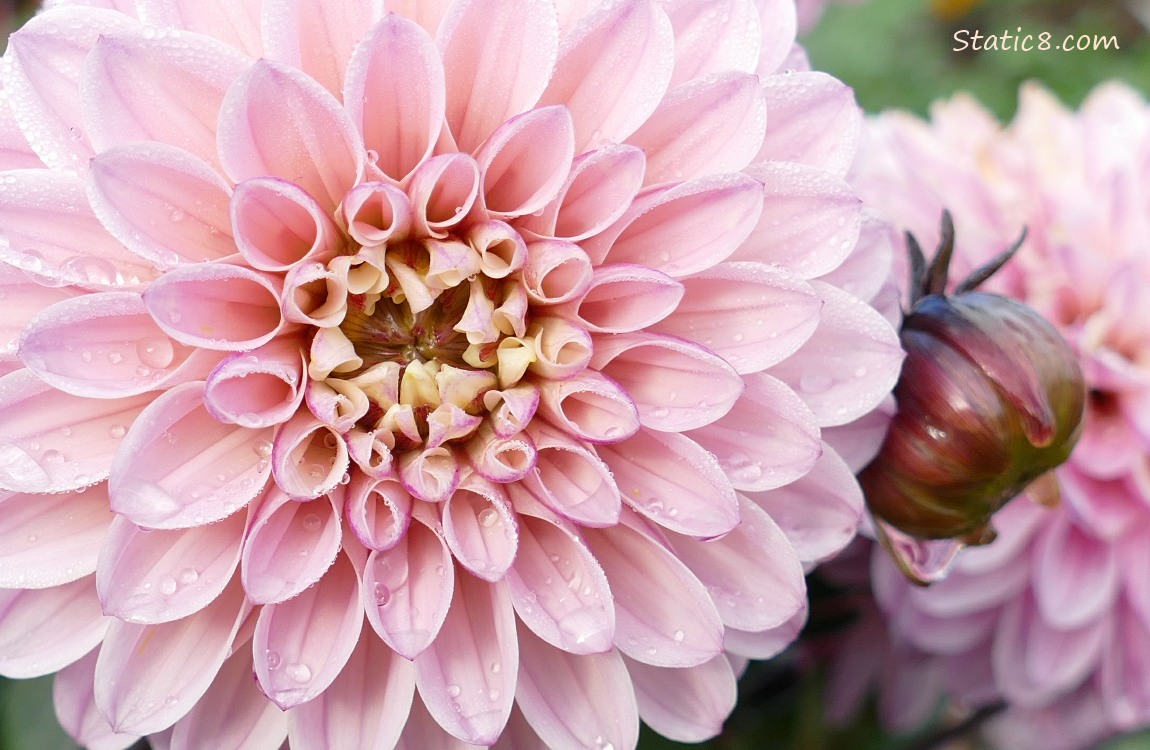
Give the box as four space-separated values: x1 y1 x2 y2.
860 213 1085 549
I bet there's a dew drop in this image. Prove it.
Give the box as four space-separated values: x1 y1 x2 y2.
446 684 462 698
733 332 745 342
478 508 499 527
136 336 175 369
673 629 685 643
169 208 186 222
158 576 178 596
487 689 501 701
302 513 322 532
41 449 64 465
178 568 199 585
252 440 274 458
854 365 868 378
286 663 312 683
108 424 126 439
265 650 282 669
489 661 501 674
799 373 834 394
373 583 391 606
80 350 93 363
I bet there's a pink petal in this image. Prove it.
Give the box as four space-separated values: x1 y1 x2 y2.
231 177 344 272
143 262 285 350
993 592 1108 707
0 578 108 678
754 71 861 177
87 142 235 268
217 59 365 212
3 7 138 172
82 28 249 168
395 692 483 750
521 240 594 305
816 215 897 304
505 511 614 654
0 170 157 288
664 0 762 86
769 280 904 426
253 553 363 709
475 105 574 219
722 602 807 659
589 173 764 275
630 72 765 186
490 705 547 750
536 369 641 444
54 650 141 750
592 332 744 431
108 381 273 528
538 0 675 152
689 371 821 493
203 338 307 428
364 514 455 659
465 423 538 483
437 0 559 153
734 161 860 278
517 144 647 242
283 259 352 328
413 572 518 745
345 14 444 182
513 422 622 527
0 483 113 588
345 474 412 551
241 489 342 604
398 446 461 503
745 445 864 564
0 369 153 494
98 510 245 623
262 0 378 98
598 430 739 537
1032 514 1120 629
0 264 79 358
515 622 639 749
820 394 895 473
626 654 737 743
668 496 804 631
94 577 249 735
169 646 288 750
135 0 263 57
1100 601 1150 729
0 78 44 170
287 628 416 750
584 521 724 667
443 476 519 581
270 411 350 500
651 261 822 374
754 0 799 75
343 182 414 246
572 264 684 334
19 292 215 398
404 152 482 239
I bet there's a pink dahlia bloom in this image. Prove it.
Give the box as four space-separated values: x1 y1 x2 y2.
0 0 902 747
841 82 1150 749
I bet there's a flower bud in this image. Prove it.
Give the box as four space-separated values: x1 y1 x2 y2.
861 213 1085 551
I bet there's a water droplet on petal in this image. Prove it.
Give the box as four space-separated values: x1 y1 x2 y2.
178 568 198 585
373 583 391 606
478 508 499 527
252 440 273 458
265 650 282 669
446 684 462 698
302 513 322 532
136 336 175 369
286 662 311 683
108 424 126 439
41 449 64 465
158 576 177 596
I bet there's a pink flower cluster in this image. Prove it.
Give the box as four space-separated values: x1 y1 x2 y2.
840 82 1150 749
0 0 901 747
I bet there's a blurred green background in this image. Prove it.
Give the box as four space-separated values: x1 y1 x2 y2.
1 0 1149 748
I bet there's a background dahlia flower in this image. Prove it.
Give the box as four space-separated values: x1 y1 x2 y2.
0 0 902 747
832 81 1150 750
